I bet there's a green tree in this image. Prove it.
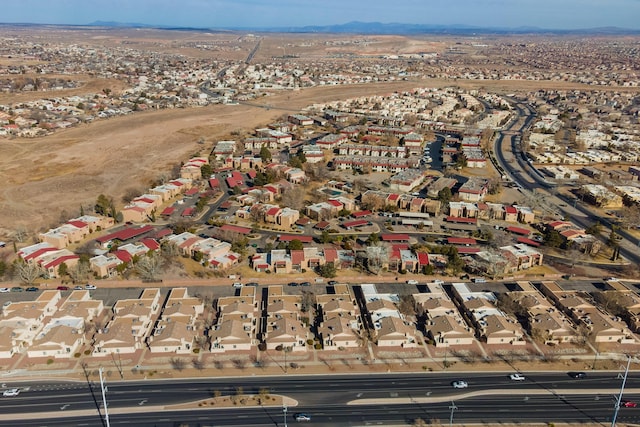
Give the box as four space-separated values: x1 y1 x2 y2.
288 239 304 251
57 262 68 277
367 233 380 245
585 222 602 235
317 263 337 278
200 163 213 179
95 194 114 217
544 230 563 248
259 146 272 162
437 187 452 204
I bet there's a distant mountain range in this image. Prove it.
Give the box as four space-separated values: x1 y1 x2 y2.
2 20 638 35
87 20 640 35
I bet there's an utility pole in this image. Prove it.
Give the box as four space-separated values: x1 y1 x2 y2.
611 355 631 427
449 400 457 427
99 367 111 427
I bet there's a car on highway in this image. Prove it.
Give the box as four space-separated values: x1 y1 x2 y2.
0 288 10 293
568 371 586 379
451 380 468 389
294 413 311 421
621 401 637 408
85 284 97 290
2 388 20 397
25 287 39 292
509 373 526 381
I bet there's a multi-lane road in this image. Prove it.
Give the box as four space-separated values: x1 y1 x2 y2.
3 372 640 426
494 99 640 267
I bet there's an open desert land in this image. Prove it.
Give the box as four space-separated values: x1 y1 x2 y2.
1 28 639 239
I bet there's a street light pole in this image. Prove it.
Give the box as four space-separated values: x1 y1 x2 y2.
99 367 111 427
611 355 632 427
449 400 457 427
283 403 288 427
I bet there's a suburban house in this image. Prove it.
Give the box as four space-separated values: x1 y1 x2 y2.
147 288 204 354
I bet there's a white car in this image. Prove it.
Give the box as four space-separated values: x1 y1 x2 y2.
295 413 311 422
232 282 243 288
85 284 97 290
3 388 20 397
510 373 526 381
452 380 468 389
0 288 9 293
406 280 419 285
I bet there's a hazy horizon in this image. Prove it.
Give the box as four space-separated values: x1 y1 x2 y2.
1 0 640 31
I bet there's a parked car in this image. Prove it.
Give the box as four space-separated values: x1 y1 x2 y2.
328 281 338 285
0 288 10 293
25 287 39 292
288 282 299 287
2 388 20 397
406 280 419 285
300 282 311 287
451 380 468 389
56 286 69 291
509 373 526 381
232 283 243 288
246 282 259 287
85 284 97 290
294 413 311 422
73 285 84 290
10 287 23 292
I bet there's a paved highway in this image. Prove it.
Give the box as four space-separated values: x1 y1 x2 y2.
2 372 640 426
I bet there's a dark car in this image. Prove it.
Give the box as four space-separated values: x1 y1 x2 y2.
246 282 259 287
328 280 338 286
10 287 23 292
25 287 39 292
56 286 70 291
287 282 299 287
300 282 311 287
568 372 586 379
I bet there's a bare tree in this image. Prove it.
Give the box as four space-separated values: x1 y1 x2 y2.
136 254 164 282
281 186 306 211
14 261 42 285
169 357 186 371
365 244 389 275
191 358 205 371
14 227 28 243
69 259 92 283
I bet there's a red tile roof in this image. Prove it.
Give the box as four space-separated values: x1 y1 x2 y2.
67 220 88 228
266 207 281 216
185 188 199 196
95 225 155 244
314 221 330 230
278 234 313 243
506 226 531 236
417 252 430 265
181 207 195 217
113 250 132 263
161 207 175 216
351 210 372 218
342 219 370 228
23 247 58 262
209 178 220 188
447 237 477 245
291 250 305 265
43 254 79 269
457 247 481 254
381 233 411 241
505 206 518 214
140 238 160 251
220 224 251 234
445 216 477 224
327 199 343 207
324 248 338 262
516 237 541 247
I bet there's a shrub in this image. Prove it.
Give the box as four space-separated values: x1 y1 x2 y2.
47 359 54 365
314 343 322 350
74 352 81 358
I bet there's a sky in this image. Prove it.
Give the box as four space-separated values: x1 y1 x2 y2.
3 0 640 30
